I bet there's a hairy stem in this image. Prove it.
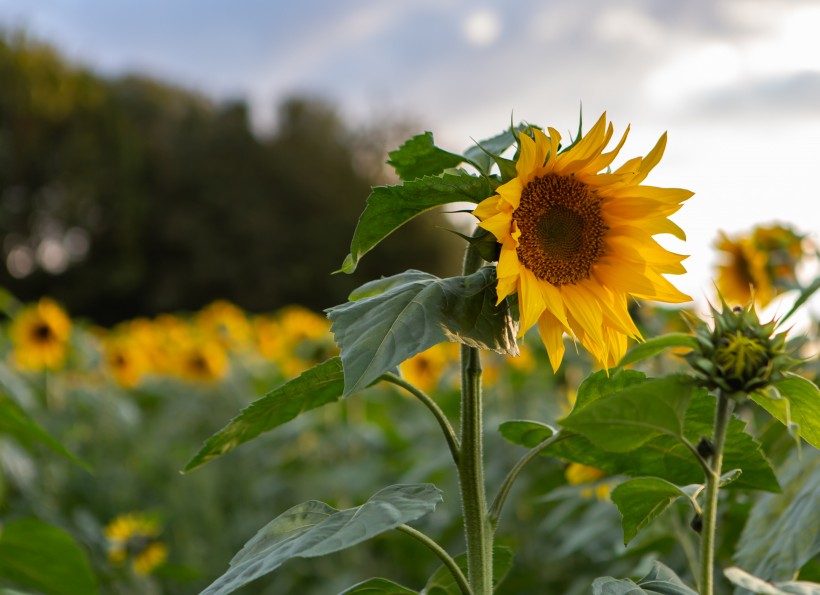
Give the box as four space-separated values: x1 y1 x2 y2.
396 524 471 595
699 392 734 595
457 237 493 594
381 372 460 465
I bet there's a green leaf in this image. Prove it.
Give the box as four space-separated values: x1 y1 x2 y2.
387 132 465 181
498 420 555 448
340 170 493 273
778 276 820 326
560 376 695 452
548 393 779 492
328 267 517 396
0 394 89 470
462 126 523 175
734 448 820 584
724 567 820 594
183 357 345 472
611 477 689 544
593 561 697 594
573 369 649 412
616 333 696 370
202 484 442 595
423 546 513 595
752 375 820 449
349 270 436 301
0 518 97 595
339 578 418 594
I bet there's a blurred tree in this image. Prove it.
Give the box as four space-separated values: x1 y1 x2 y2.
0 32 462 323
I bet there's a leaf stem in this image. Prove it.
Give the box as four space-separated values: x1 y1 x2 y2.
381 372 461 465
396 524 472 595
457 236 493 594
488 431 569 530
699 391 734 595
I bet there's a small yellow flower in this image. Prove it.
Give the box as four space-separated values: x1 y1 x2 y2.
102 335 150 388
178 341 229 383
9 298 72 371
473 114 692 371
565 462 611 501
715 232 772 306
104 513 167 576
197 300 253 349
399 343 459 392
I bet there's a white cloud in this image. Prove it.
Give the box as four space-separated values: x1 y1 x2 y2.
462 9 501 46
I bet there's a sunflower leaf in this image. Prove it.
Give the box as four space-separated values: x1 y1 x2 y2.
610 477 690 544
560 376 694 452
463 125 526 175
424 546 513 595
593 561 697 595
200 484 442 595
387 132 465 181
183 357 345 472
338 578 418 594
327 267 518 396
498 420 556 448
752 374 820 449
547 393 779 492
615 333 696 370
339 170 493 274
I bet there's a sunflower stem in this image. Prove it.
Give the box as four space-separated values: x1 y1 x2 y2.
698 391 733 595
457 236 493 594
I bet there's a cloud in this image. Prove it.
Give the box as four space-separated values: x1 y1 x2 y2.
692 71 820 116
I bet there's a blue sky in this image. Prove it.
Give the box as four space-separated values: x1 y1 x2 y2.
1 0 818 316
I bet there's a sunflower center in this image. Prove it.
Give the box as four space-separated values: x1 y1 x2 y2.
31 323 55 343
513 174 606 285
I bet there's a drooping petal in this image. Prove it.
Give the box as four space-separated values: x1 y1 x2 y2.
538 310 567 372
518 267 547 335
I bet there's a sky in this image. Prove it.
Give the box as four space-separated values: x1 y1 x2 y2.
1 0 818 319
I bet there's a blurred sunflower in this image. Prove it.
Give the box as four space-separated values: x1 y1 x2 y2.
104 512 168 576
399 343 459 392
9 298 72 371
102 335 150 388
474 114 692 370
565 462 611 501
178 341 229 383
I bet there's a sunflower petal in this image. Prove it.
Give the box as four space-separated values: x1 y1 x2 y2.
518 267 547 335
538 310 567 372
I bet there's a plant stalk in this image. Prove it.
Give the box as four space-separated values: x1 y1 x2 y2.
699 391 734 595
396 524 471 595
457 237 493 594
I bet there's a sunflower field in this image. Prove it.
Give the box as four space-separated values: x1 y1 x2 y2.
1 104 820 595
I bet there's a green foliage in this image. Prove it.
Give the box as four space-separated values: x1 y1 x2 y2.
461 126 522 176
573 369 649 411
183 357 345 472
498 420 555 448
387 132 465 182
560 376 695 452
0 393 87 469
734 449 820 584
0 518 97 595
339 170 493 273
616 333 697 370
200 484 443 595
593 561 697 594
611 478 693 545
423 546 513 595
752 375 820 449
338 578 418 594
724 567 820 594
328 267 517 395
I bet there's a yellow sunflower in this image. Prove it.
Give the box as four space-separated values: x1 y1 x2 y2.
9 298 72 371
473 114 692 370
104 512 168 576
714 232 771 307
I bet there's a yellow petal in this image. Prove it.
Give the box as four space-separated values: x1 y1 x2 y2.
478 211 513 240
516 132 538 180
496 177 524 210
538 310 567 372
561 284 605 351
518 267 547 335
473 195 503 220
539 280 570 327
633 133 667 184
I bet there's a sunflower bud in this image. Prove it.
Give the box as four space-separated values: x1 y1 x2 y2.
683 301 795 398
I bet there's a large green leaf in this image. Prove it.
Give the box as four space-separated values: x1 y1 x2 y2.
734 449 820 585
498 420 555 448
593 561 698 594
387 132 466 182
423 546 513 595
0 518 97 595
183 357 345 472
752 375 820 449
327 267 517 396
725 567 820 594
339 170 493 273
0 394 88 470
202 484 442 595
339 578 418 594
611 477 690 544
572 369 649 412
462 126 522 175
560 376 695 452
616 333 696 370
548 394 779 492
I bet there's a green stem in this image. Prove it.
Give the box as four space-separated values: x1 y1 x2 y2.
458 237 493 594
488 431 568 530
396 524 471 595
699 392 734 595
381 372 461 465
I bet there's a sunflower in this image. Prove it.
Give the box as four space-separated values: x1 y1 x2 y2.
9 298 72 371
104 512 168 576
714 233 771 306
473 114 692 370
